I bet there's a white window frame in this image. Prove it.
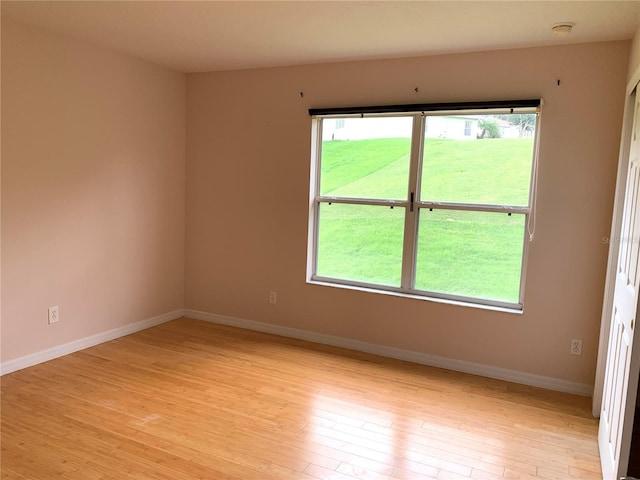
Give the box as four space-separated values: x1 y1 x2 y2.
307 103 540 311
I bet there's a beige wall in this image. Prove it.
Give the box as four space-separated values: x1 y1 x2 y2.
186 41 629 386
1 18 186 362
629 12 640 82
630 33 640 81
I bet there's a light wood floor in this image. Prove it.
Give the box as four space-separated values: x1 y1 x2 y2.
1 318 601 480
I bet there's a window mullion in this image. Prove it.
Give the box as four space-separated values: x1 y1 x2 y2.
400 114 424 291
416 202 529 214
316 197 408 208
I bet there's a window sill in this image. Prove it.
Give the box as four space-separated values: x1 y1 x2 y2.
307 279 524 315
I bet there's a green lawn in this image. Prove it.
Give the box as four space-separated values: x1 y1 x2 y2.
316 137 534 303
320 138 411 199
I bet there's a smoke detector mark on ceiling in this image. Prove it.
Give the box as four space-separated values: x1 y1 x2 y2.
552 22 575 37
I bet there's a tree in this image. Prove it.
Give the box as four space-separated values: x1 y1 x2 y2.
478 119 500 138
497 113 536 137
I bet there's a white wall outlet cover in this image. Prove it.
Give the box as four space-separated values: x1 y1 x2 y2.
570 339 582 355
48 306 59 324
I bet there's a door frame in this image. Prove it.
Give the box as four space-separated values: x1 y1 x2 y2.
594 69 640 417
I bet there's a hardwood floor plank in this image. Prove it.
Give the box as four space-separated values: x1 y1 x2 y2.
303 463 357 480
1 318 602 479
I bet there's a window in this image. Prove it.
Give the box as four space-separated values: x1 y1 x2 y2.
308 101 540 310
464 120 472 137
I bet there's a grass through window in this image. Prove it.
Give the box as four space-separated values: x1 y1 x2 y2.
316 136 534 303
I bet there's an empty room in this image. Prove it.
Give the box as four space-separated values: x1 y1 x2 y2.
3 1 640 479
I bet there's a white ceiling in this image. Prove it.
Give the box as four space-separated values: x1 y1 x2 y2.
2 1 640 73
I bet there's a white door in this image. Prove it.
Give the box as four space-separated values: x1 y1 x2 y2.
599 86 640 480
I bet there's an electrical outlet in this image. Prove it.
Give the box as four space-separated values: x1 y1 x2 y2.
571 339 582 356
269 291 277 304
48 306 59 325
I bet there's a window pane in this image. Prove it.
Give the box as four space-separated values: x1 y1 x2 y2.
420 114 536 206
415 209 525 303
320 117 412 200
316 203 404 287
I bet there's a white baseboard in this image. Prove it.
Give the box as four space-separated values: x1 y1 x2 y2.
185 309 594 397
1 309 184 375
